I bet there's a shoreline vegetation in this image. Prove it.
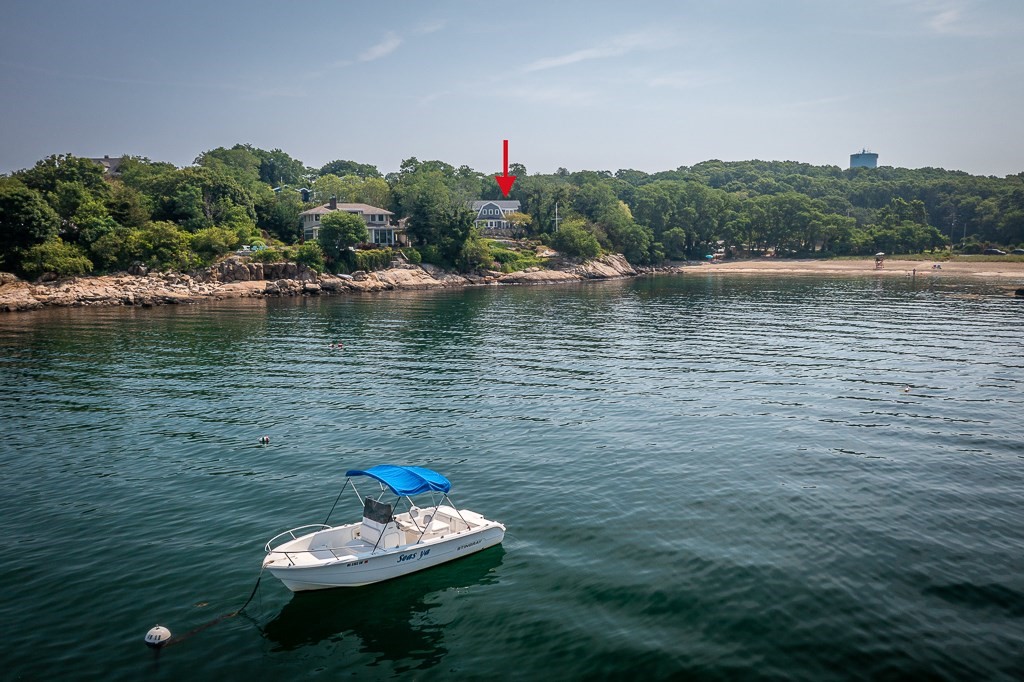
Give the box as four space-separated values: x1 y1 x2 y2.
3 145 1023 312
3 254 1023 313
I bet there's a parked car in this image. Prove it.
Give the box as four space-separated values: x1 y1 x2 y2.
1011 249 1024 255
983 248 1007 255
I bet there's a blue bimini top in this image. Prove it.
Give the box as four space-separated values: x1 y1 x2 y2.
345 464 452 496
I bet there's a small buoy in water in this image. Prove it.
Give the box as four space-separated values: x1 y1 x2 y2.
904 386 911 393
144 625 172 648
259 435 270 445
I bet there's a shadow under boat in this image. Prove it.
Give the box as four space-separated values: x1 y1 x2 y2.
260 545 505 664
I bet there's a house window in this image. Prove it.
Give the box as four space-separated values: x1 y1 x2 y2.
315 214 320 221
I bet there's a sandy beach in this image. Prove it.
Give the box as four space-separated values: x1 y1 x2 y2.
693 258 1024 282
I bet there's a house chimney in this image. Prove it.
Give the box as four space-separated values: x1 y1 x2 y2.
329 195 337 210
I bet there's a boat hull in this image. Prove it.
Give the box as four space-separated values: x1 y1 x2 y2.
266 524 505 591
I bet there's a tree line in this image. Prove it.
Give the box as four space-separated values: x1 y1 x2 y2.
2 143 1022 278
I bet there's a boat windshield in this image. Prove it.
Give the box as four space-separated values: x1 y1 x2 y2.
362 497 393 524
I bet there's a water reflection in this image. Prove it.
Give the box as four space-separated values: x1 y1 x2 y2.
260 547 504 667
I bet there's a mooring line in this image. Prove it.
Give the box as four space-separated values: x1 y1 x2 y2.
159 568 264 649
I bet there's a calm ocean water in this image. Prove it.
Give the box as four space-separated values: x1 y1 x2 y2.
1 274 1022 680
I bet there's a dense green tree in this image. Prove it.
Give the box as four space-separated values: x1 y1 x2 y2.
318 211 369 270
133 221 195 270
191 227 242 264
195 145 261 182
89 221 194 272
503 211 533 238
20 238 93 278
137 166 257 232
515 175 574 236
359 178 392 208
662 227 688 260
311 174 353 204
457 231 493 271
318 159 381 179
196 144 308 186
551 219 601 260
294 242 325 272
16 154 109 197
257 190 304 243
0 180 60 270
105 182 150 229
69 198 119 245
396 157 456 178
393 169 474 262
89 227 135 270
572 183 619 221
255 148 308 186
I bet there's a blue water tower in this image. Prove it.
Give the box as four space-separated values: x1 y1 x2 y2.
850 149 878 169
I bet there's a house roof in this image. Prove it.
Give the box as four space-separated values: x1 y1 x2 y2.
299 203 394 217
470 200 520 210
90 155 125 174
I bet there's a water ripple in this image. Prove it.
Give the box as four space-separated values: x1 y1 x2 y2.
1 275 1023 679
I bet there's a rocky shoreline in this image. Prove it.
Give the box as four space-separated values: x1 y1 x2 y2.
0 254 641 313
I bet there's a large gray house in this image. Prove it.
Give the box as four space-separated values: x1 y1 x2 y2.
470 200 521 236
300 197 400 245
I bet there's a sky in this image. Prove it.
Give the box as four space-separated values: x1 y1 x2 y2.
2 0 1023 177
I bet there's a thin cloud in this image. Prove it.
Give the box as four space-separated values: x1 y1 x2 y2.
523 31 671 73
899 0 1013 36
414 20 447 35
906 0 969 34
324 22 447 72
646 71 723 90
359 32 403 62
502 85 599 107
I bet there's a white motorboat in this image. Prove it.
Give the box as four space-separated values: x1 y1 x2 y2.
263 464 506 591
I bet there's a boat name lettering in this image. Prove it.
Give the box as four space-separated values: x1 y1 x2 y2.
397 549 431 563
457 539 482 551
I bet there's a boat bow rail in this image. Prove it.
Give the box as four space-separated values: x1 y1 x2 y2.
264 524 331 552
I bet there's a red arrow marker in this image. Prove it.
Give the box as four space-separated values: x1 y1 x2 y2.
495 139 517 197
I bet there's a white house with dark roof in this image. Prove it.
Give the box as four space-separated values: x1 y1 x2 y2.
470 199 521 236
300 197 401 245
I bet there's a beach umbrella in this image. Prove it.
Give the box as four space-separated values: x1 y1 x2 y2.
705 254 714 260
875 252 885 257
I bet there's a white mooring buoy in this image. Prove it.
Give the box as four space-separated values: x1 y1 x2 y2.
144 625 172 648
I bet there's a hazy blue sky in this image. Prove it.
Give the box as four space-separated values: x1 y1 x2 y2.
2 0 1022 176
